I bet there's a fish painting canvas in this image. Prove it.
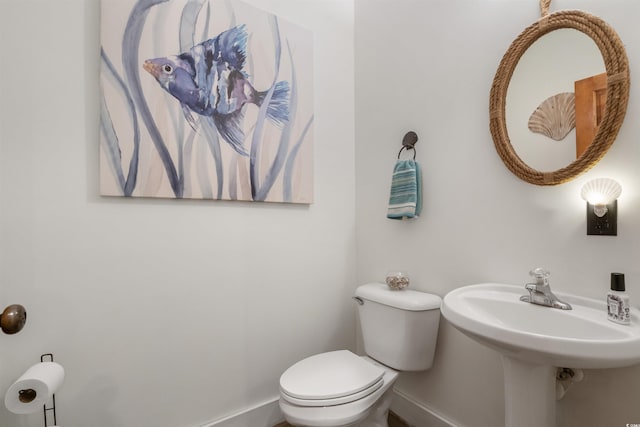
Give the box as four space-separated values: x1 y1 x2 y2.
100 0 314 203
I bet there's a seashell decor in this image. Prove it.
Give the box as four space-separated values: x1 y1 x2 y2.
385 272 410 290
580 178 622 206
528 92 576 141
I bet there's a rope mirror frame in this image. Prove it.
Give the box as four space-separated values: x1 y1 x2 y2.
489 9 630 185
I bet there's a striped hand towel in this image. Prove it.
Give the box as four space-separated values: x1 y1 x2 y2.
387 159 422 220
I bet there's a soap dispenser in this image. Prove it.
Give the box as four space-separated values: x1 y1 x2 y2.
607 272 630 325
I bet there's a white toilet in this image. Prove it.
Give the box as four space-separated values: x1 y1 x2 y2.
279 282 442 427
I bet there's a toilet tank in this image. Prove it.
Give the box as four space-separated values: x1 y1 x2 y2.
355 282 441 371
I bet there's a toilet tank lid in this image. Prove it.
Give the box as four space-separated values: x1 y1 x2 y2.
355 282 441 311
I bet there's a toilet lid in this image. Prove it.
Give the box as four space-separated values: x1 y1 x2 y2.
279 350 384 404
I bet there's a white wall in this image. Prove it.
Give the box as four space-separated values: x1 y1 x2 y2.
355 1 640 426
0 1 355 427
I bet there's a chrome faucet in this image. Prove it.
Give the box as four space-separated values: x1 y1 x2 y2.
520 268 572 310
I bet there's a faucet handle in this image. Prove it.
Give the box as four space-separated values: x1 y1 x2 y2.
529 268 550 279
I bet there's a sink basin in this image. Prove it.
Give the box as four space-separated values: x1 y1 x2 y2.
442 283 640 427
442 283 640 369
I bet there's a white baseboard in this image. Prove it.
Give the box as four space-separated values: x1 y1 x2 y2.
198 389 459 427
200 397 284 427
391 388 459 427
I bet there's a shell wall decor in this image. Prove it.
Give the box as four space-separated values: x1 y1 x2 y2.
528 92 576 141
580 178 622 205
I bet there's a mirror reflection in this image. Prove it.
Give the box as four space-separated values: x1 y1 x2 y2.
507 29 604 172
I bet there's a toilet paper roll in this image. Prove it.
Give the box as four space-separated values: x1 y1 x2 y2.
4 362 65 414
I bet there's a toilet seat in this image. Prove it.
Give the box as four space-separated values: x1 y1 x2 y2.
280 350 385 407
281 378 383 407
279 356 399 427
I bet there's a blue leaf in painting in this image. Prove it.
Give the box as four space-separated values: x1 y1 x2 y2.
255 40 297 202
123 0 182 197
101 48 140 196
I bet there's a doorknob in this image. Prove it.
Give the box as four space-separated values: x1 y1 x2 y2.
1 304 27 335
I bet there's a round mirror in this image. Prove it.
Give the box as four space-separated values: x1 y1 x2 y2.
508 29 604 172
489 10 629 185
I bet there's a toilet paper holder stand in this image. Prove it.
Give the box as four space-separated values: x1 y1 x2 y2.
40 353 58 427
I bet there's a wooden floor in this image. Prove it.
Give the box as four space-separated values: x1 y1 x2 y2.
388 411 411 427
274 410 410 427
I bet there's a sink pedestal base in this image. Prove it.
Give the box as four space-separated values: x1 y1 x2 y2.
502 356 556 427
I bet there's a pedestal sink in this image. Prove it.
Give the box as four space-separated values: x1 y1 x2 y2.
442 283 640 427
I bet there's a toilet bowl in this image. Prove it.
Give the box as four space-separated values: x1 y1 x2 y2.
279 351 398 427
279 283 442 427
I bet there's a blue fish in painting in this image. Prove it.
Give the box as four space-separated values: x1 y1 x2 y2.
143 25 289 156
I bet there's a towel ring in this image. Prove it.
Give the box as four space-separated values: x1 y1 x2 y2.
397 131 418 159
